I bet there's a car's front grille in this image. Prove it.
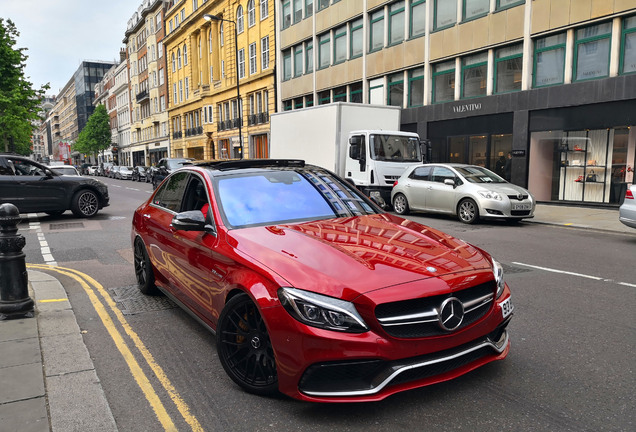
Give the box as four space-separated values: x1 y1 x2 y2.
375 281 495 338
508 194 529 201
510 210 531 216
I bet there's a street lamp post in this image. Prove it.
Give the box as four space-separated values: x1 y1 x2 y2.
204 13 243 159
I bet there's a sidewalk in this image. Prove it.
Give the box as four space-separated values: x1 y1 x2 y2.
0 203 632 431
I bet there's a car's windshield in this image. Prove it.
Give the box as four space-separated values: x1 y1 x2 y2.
215 169 377 228
456 166 507 183
370 135 421 162
167 159 190 170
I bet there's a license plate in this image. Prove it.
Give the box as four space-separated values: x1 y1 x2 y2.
511 203 531 210
501 297 514 319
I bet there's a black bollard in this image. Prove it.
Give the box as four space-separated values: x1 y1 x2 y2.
0 203 34 319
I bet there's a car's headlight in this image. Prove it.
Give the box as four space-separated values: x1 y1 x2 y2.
478 190 502 201
278 287 368 333
492 258 505 298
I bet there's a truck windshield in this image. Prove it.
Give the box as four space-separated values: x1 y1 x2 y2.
370 135 421 162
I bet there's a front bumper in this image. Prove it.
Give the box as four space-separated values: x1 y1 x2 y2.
480 198 535 220
263 285 513 402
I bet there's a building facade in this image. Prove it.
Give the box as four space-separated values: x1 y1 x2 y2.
276 0 636 206
164 0 275 160
124 0 171 167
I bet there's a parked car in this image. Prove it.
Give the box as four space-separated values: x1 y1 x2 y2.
618 184 636 229
131 159 513 402
0 154 109 217
109 166 121 179
151 157 194 189
97 162 112 177
391 163 535 224
47 165 80 176
87 166 98 176
131 166 149 182
118 166 134 180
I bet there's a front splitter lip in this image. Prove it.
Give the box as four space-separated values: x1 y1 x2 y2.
301 329 509 398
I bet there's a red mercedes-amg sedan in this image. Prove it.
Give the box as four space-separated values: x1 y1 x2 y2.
131 160 514 402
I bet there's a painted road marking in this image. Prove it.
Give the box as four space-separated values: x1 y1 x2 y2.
27 264 205 432
512 262 636 288
39 299 68 303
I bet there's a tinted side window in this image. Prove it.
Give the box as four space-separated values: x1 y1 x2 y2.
153 172 189 211
409 166 431 180
431 167 455 183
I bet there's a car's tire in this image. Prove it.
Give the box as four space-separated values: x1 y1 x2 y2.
217 293 278 395
71 189 99 218
458 199 479 224
393 193 410 215
133 238 159 295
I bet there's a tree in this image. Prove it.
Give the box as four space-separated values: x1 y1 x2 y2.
0 18 48 155
73 104 111 158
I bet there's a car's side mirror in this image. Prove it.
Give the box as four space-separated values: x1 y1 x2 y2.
444 178 456 188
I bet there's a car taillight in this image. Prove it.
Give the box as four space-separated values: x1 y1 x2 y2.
626 189 634 200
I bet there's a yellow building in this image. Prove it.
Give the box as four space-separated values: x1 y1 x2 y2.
164 0 275 160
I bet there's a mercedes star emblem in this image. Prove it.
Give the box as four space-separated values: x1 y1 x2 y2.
438 297 465 331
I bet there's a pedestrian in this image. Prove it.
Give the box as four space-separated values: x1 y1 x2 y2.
504 152 512 181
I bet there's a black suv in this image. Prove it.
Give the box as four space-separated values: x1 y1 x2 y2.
150 158 193 189
0 154 109 217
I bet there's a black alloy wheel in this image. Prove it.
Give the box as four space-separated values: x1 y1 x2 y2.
71 190 99 217
133 239 158 295
217 293 278 395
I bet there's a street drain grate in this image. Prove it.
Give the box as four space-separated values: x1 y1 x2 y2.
502 263 533 274
50 222 85 230
110 285 176 315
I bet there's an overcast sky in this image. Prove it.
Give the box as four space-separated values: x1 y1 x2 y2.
3 0 136 95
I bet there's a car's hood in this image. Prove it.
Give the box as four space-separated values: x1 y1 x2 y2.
469 182 530 197
228 214 492 300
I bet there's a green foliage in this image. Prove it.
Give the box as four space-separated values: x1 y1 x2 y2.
73 104 111 156
0 18 48 155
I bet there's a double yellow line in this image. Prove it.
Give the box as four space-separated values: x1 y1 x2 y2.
28 264 205 432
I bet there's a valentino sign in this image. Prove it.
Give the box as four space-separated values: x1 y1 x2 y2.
452 103 483 113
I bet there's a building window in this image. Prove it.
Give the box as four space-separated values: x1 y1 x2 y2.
220 23 224 46
237 5 244 33
158 41 163 57
183 44 188 65
389 1 405 46
318 32 330 69
495 44 522 93
248 0 256 27
283 49 292 81
306 40 314 73
574 22 612 82
282 0 291 29
388 72 404 106
305 0 313 17
533 32 566 88
179 80 183 102
410 0 426 38
294 97 304 109
185 77 189 100
350 18 363 58
434 0 457 30
294 45 303 76
463 0 489 22
283 100 293 111
350 82 362 103
160 95 166 111
238 48 245 79
333 25 347 64
177 48 182 68
305 93 314 107
462 52 487 98
249 42 257 75
369 78 384 105
621 15 636 74
293 0 302 24
432 60 455 103
261 0 269 19
496 0 523 11
317 0 329 12
369 9 384 52
261 36 270 69
318 89 331 105
171 53 176 72
408 67 424 107
333 86 347 102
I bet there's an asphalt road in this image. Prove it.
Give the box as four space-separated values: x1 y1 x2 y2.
20 176 636 432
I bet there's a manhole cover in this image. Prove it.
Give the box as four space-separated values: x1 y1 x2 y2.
110 285 176 315
50 222 85 230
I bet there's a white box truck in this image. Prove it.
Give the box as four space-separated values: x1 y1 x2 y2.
269 102 425 208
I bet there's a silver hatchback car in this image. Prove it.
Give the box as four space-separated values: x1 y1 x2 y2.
391 163 535 224
618 184 636 229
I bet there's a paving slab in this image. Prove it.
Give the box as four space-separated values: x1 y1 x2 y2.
0 337 40 368
0 397 49 432
0 362 45 404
